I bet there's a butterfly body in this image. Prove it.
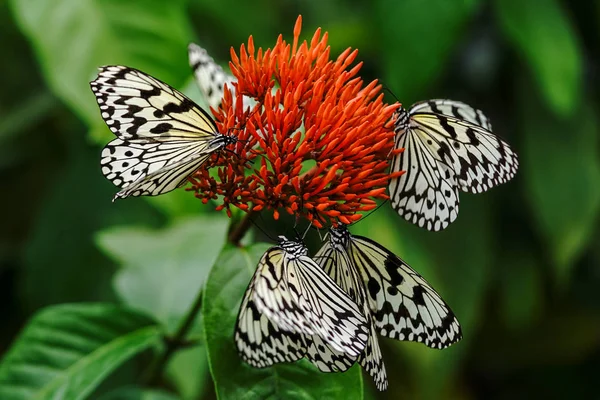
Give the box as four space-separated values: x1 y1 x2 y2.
389 99 518 231
91 66 237 199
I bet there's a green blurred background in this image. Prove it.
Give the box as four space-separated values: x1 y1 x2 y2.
1 0 599 399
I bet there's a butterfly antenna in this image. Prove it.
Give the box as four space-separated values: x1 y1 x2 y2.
382 85 400 103
248 213 277 242
301 221 313 240
349 200 389 227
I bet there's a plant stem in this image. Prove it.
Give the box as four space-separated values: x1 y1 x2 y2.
228 210 256 246
146 211 257 384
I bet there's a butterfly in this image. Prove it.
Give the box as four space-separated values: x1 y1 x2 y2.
188 43 255 111
91 66 237 200
388 99 519 231
314 224 462 390
235 236 369 372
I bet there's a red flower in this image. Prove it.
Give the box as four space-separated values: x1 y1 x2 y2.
189 16 403 228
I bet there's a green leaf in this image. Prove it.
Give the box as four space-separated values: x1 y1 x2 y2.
521 97 600 282
96 215 230 330
494 0 582 117
203 244 364 399
499 249 543 331
8 0 194 142
99 387 181 400
375 0 479 102
0 303 161 400
165 345 209 400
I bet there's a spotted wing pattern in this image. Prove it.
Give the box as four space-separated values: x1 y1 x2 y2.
91 66 234 198
235 278 307 368
410 99 493 130
235 238 369 372
315 236 388 390
389 99 518 231
345 231 462 349
251 240 368 356
188 43 236 110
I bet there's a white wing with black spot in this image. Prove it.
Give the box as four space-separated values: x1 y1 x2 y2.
346 233 462 349
389 99 518 231
235 278 307 368
188 43 236 110
251 242 369 356
188 43 256 111
315 236 388 391
91 66 235 199
410 99 493 130
235 238 370 371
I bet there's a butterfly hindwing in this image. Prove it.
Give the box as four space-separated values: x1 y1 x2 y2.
315 234 388 390
346 233 462 349
235 278 307 368
389 125 460 231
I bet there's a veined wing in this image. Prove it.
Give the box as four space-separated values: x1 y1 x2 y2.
410 99 492 130
410 113 518 194
235 278 307 368
346 234 462 349
101 138 225 199
91 65 219 141
389 124 460 231
188 43 236 110
314 237 388 391
252 244 368 356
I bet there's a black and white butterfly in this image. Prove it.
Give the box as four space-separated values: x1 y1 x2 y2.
314 224 462 390
388 99 519 231
91 66 237 200
235 236 369 372
188 43 255 111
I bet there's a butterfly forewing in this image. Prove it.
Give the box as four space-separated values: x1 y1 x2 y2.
412 114 518 194
92 66 234 198
347 234 462 349
409 99 493 131
91 66 218 140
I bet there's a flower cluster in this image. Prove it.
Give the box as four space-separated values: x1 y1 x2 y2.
189 16 403 228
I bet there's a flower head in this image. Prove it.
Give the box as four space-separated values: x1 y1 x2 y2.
189 16 403 228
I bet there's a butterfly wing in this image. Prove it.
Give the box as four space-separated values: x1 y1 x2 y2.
347 235 462 349
389 124 460 231
389 99 518 230
91 66 231 198
101 138 225 198
409 99 493 130
252 245 368 356
410 113 518 194
91 66 219 141
314 239 388 390
235 277 307 367
188 43 236 110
